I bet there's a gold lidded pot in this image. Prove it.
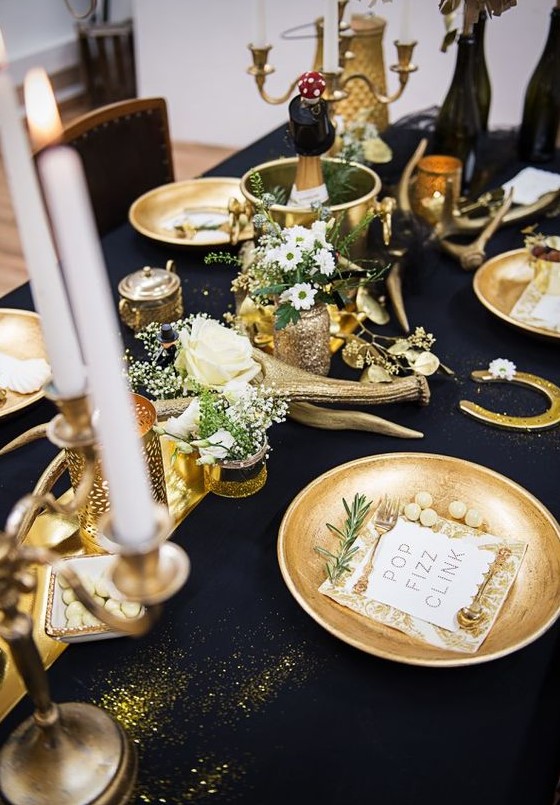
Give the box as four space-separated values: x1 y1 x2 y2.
118 259 183 332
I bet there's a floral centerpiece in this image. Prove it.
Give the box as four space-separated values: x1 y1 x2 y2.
154 381 287 466
205 175 388 376
126 314 288 495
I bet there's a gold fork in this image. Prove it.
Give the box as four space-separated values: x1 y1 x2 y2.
353 494 400 595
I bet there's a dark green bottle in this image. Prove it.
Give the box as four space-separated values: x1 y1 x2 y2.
433 34 481 193
472 11 491 131
518 6 560 163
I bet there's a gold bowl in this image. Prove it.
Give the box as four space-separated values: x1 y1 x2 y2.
278 452 560 667
240 157 382 257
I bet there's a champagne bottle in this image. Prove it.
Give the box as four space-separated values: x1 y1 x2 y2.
472 11 491 131
518 6 560 163
433 34 481 193
288 71 335 207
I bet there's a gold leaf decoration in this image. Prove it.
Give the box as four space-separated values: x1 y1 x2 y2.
409 351 441 376
356 286 390 326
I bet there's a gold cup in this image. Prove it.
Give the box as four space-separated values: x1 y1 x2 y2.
411 154 462 225
65 393 168 553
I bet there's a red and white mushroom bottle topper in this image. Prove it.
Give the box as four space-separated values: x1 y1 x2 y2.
297 71 327 106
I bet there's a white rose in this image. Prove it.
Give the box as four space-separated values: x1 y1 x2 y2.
175 316 260 389
192 429 236 463
222 380 252 404
163 397 200 439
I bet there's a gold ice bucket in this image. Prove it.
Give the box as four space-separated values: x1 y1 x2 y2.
239 157 382 259
65 393 168 552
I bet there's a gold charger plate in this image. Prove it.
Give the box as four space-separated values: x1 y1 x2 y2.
129 177 253 247
473 248 560 343
277 452 560 667
0 308 48 419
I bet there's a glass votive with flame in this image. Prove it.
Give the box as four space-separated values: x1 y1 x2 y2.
411 154 462 225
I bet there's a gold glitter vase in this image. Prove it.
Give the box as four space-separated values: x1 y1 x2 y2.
65 394 168 553
273 303 331 377
203 441 268 498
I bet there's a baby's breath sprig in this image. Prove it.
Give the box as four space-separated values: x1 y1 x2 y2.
315 493 373 584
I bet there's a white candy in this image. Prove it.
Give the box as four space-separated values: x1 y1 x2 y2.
94 576 112 599
80 575 95 596
415 491 433 509
419 507 438 527
61 588 77 605
403 502 421 521
120 601 142 619
66 616 83 629
57 573 70 589
448 500 467 519
65 600 87 619
82 612 103 627
465 508 483 528
104 598 122 613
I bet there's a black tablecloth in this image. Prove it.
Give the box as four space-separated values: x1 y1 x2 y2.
1 122 560 805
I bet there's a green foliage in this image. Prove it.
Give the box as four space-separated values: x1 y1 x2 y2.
315 493 373 584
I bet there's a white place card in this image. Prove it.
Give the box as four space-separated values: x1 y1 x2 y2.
510 282 560 333
319 514 527 653
350 520 494 631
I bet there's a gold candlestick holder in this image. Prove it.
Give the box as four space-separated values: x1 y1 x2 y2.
0 385 190 805
247 2 417 113
339 39 418 107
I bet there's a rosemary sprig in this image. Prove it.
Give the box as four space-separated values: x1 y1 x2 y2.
315 493 372 584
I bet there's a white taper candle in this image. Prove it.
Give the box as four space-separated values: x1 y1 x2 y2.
0 32 85 397
26 67 156 547
323 0 339 73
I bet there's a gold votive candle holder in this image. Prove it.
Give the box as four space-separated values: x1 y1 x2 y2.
65 393 168 553
411 154 462 225
203 441 268 498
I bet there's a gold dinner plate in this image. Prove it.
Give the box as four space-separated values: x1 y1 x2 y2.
277 452 560 667
129 177 254 246
473 248 560 343
0 308 48 419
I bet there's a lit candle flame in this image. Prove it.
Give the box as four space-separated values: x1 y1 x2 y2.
24 67 63 150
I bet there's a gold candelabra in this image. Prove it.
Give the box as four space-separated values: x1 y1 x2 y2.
0 385 190 805
247 2 417 113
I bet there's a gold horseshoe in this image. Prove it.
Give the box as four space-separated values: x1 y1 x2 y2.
458 370 560 431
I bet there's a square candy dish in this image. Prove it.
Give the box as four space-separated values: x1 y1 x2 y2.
45 554 144 643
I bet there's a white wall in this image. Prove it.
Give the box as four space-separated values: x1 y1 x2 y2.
134 0 553 148
0 0 132 84
0 0 553 146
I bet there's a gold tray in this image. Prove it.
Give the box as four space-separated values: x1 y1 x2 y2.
128 177 253 247
277 452 560 667
0 308 48 419
473 249 560 343
0 440 206 722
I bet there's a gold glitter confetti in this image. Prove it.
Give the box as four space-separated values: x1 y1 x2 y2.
87 611 324 801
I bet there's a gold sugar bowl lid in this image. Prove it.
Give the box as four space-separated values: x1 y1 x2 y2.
118 260 180 303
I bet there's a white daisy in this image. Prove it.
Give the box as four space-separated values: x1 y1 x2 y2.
313 247 336 276
275 241 304 272
488 358 517 381
281 282 318 311
310 219 330 248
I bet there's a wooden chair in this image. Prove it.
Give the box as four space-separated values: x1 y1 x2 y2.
50 97 175 235
76 18 136 107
